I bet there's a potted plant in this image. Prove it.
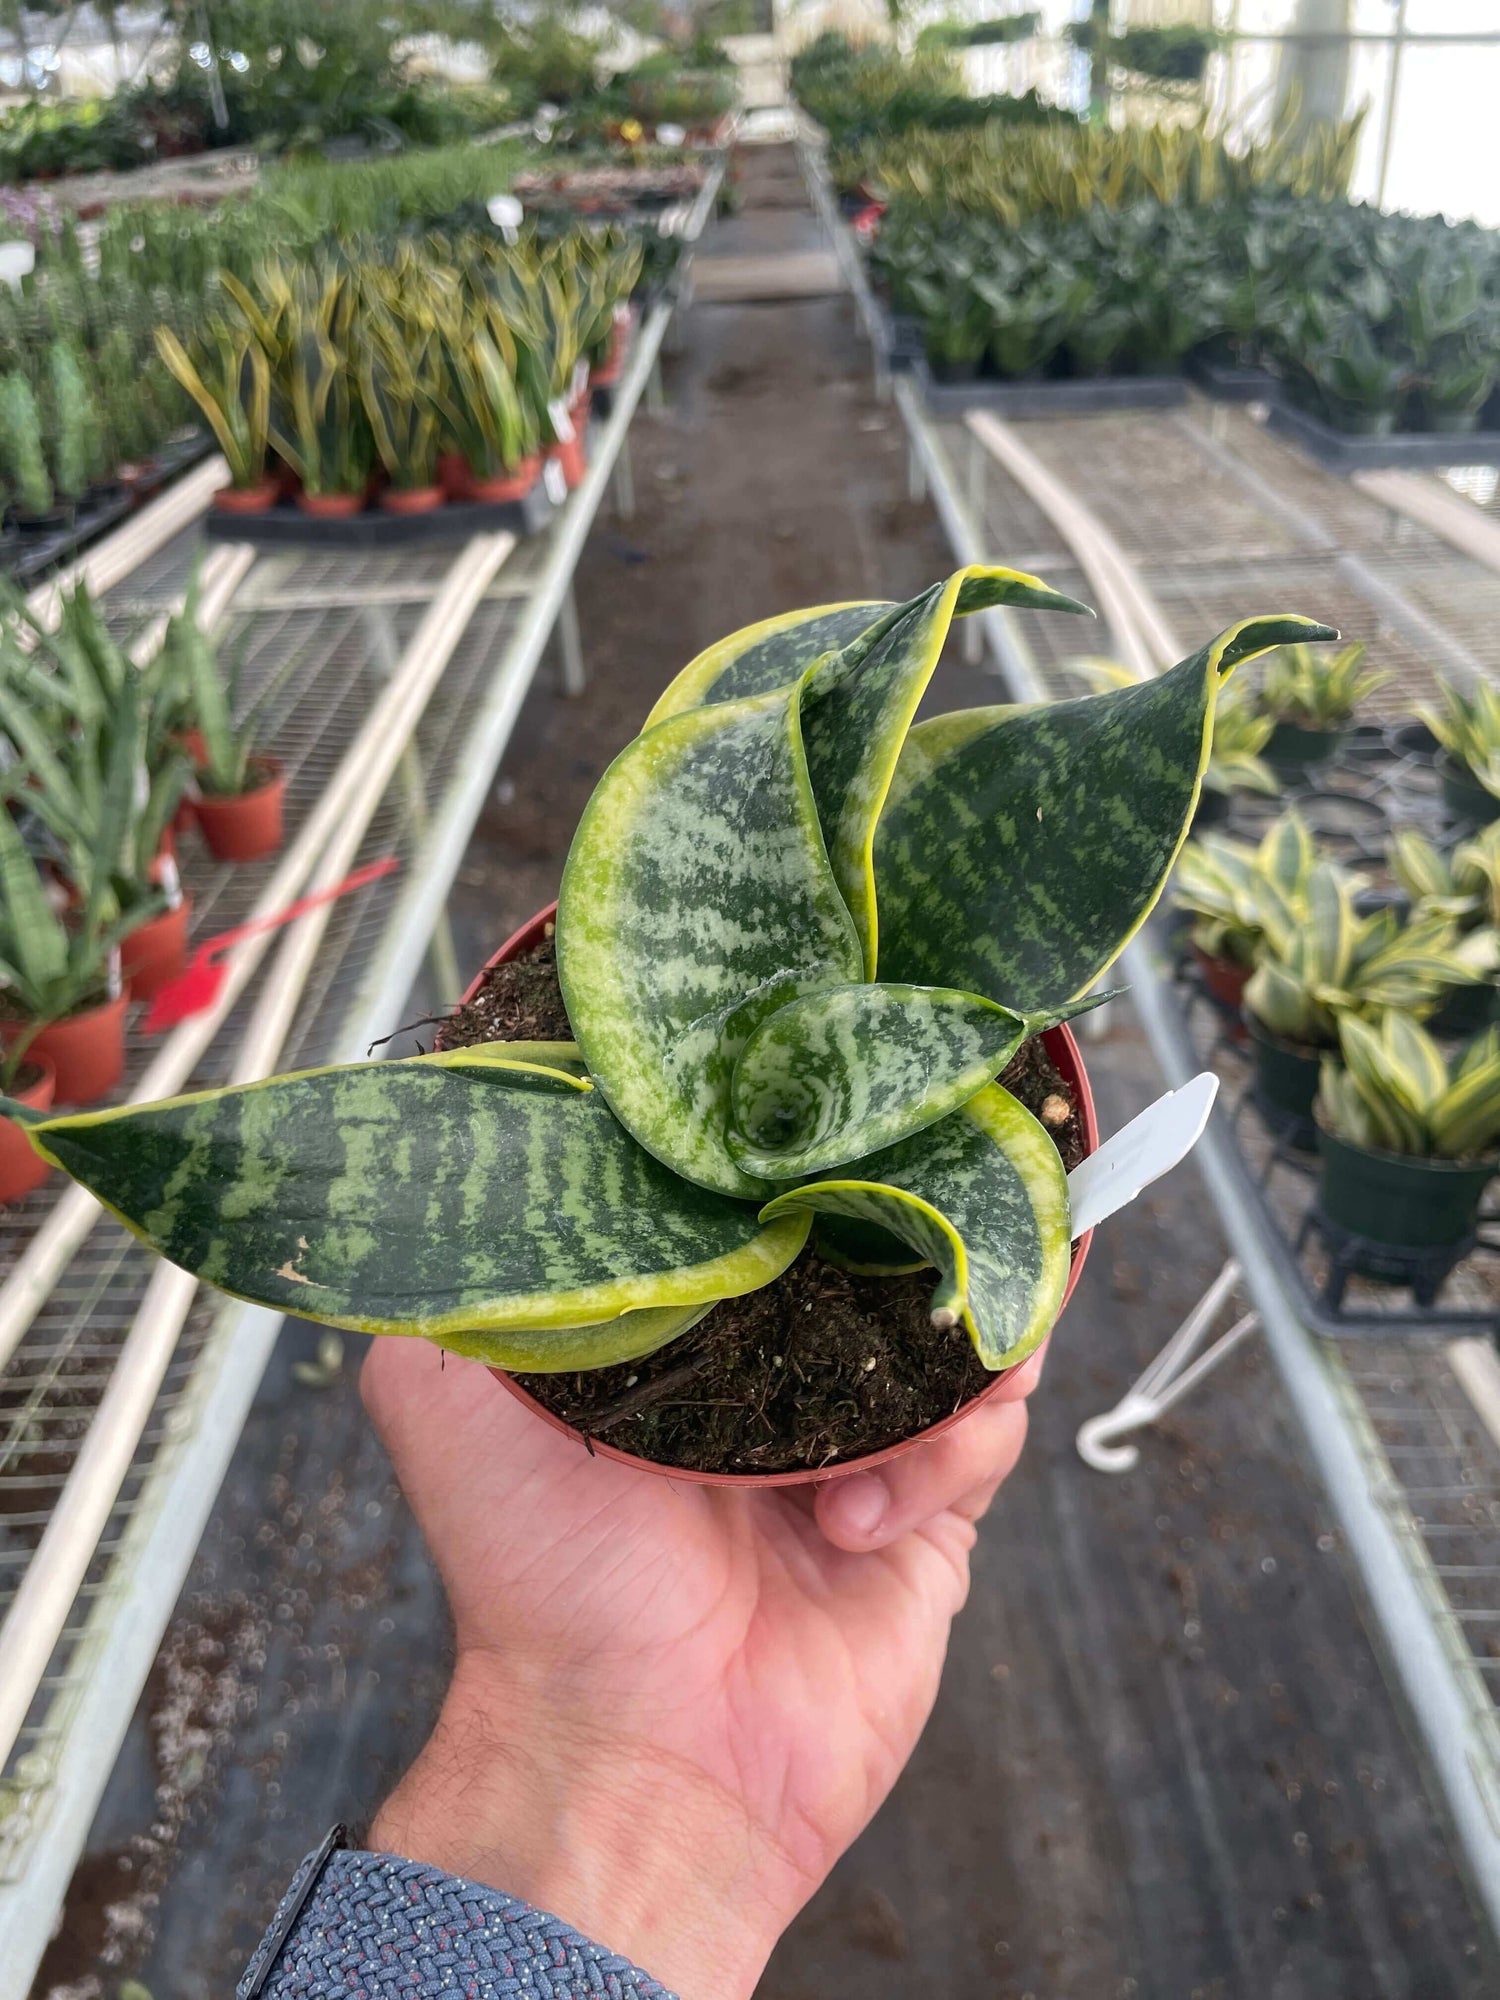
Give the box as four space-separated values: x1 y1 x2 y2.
1172 809 1314 1015
1419 677 1500 827
1 575 1334 1482
268 296 373 517
155 319 275 512
0 371 65 532
168 607 285 863
48 338 102 514
0 1044 54 1203
357 299 445 513
1244 861 1499 1130
1317 1012 1500 1254
1388 824 1500 1037
1259 639 1388 773
435 315 540 503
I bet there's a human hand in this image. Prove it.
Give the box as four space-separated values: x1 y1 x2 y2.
364 1337 1043 2000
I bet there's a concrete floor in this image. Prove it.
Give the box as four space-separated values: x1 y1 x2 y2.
32 147 1494 1999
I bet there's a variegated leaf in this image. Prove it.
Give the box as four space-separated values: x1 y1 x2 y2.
556 685 863 1197
645 600 890 727
800 566 1090 974
760 1085 1071 1370
8 1045 809 1347
438 1302 713 1373
874 615 1336 1012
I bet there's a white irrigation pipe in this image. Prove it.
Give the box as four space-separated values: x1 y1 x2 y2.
965 411 1182 673
0 531 515 1772
0 533 514 1373
25 453 228 631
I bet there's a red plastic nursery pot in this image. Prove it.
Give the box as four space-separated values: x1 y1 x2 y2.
473 904 1100 1489
469 455 542 503
297 489 366 518
2 987 130 1106
194 760 286 863
213 478 279 515
436 452 471 501
548 436 588 491
379 484 446 515
1193 942 1251 1015
0 1055 56 1202
120 895 192 1001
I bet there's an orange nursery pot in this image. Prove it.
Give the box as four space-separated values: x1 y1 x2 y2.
213 478 279 514
296 489 366 518
472 904 1099 1491
468 455 542 503
379 485 446 515
194 760 286 863
2 988 131 1106
120 895 193 1001
547 435 588 492
0 1055 56 1203
436 453 472 501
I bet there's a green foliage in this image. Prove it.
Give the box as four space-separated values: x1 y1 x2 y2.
0 370 51 516
47 339 99 501
8 571 1329 1378
155 319 271 490
1319 1013 1500 1162
1245 860 1499 1046
1069 19 1225 86
1203 682 1279 797
161 578 263 799
1388 823 1500 928
1419 678 1500 799
1173 809 1316 967
790 31 1064 150
1259 639 1388 730
918 14 1040 50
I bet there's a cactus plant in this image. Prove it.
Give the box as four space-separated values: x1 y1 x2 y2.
0 370 53 519
4 574 1332 1382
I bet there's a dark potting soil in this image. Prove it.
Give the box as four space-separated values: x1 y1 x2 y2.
436 938 1081 1473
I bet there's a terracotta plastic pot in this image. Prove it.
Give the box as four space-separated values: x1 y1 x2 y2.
120 895 192 1001
1192 942 1251 1015
0 1055 55 1203
3 987 130 1106
469 456 542 503
547 436 588 492
379 484 446 515
296 489 366 518
472 904 1099 1488
436 452 472 501
195 760 286 863
213 478 279 515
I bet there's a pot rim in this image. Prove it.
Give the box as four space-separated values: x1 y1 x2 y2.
1241 1007 1331 1062
1 984 131 1036
3 1050 56 1103
1315 1114 1499 1178
1439 750 1500 798
195 756 285 806
469 903 1100 1488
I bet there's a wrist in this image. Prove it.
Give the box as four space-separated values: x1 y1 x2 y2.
369 1649 791 2000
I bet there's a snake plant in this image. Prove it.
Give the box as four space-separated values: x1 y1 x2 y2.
1259 640 1388 730
155 318 272 492
1388 824 1500 928
1319 1014 1500 1162
1420 678 1500 800
1246 860 1499 1047
4 575 1332 1376
1172 809 1316 968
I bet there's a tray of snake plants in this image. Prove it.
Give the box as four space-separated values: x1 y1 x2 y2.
0 569 1334 1482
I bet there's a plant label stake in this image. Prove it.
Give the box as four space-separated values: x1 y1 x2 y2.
140 858 399 1033
1066 1072 1218 1238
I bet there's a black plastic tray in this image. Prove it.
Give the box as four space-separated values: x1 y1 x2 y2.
3 432 213 584
1185 351 1280 405
203 479 555 550
1267 399 1500 472
916 365 1187 418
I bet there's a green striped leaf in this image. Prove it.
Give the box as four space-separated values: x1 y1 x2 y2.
16 1046 809 1347
645 600 889 726
873 614 1335 1012
760 1085 1071 1370
438 1302 713 1373
557 684 864 1197
727 980 1110 1180
728 980 1027 1178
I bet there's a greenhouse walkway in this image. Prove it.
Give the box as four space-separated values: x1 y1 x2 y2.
32 145 1494 2000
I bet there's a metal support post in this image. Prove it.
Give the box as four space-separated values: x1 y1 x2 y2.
613 433 636 521
557 582 586 697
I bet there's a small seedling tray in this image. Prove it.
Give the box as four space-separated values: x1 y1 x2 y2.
203 480 556 550
916 364 1187 418
1185 351 1280 404
1267 399 1500 473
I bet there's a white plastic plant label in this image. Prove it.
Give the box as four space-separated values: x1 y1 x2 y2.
486 194 523 244
0 239 35 290
548 398 575 444
1066 1073 1218 1239
657 121 686 147
543 456 568 506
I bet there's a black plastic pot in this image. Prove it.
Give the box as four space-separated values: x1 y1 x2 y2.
1192 784 1231 828
1427 980 1500 1041
1267 398 1500 473
1266 718 1344 774
1247 1012 1327 1127
1184 349 1279 405
1440 754 1500 828
1386 718 1439 760
1318 1126 1496 1250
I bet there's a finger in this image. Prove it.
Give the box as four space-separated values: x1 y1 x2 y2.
814 1396 1028 1553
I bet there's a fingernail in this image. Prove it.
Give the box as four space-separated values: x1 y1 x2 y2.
834 1474 889 1540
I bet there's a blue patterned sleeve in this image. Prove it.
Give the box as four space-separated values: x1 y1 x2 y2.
238 1841 679 1999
